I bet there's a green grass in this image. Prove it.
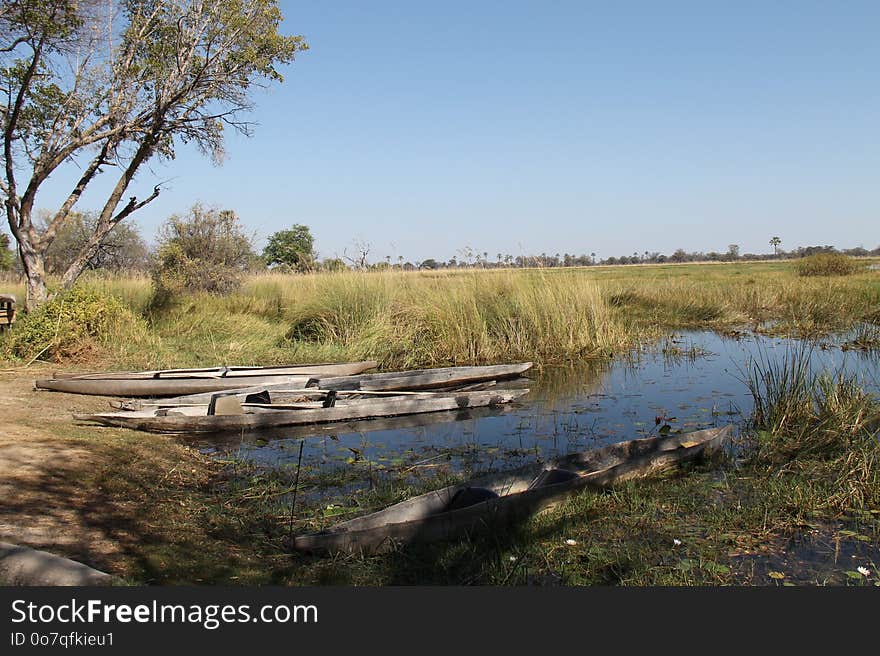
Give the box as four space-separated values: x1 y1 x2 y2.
745 347 880 512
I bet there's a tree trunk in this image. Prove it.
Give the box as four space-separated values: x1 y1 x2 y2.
19 246 48 310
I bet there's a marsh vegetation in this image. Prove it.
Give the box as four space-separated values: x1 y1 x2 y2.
2 259 878 368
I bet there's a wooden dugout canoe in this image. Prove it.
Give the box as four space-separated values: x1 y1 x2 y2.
291 425 732 554
74 388 530 434
116 363 533 408
34 361 378 397
316 362 533 392
186 402 519 449
35 374 316 397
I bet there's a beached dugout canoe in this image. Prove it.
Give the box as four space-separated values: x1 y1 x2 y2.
316 363 533 391
35 374 316 397
115 363 532 408
34 361 378 396
48 361 379 380
291 425 732 554
74 389 530 433
113 381 501 412
184 402 519 449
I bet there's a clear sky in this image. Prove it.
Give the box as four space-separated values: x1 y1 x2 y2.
34 0 880 262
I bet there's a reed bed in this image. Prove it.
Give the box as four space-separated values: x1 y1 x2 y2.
1 260 878 368
604 269 880 333
274 270 624 368
745 346 880 513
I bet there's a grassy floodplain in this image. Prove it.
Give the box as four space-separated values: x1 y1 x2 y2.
1 259 879 585
3 258 879 368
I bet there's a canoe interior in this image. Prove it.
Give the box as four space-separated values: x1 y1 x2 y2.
115 379 505 411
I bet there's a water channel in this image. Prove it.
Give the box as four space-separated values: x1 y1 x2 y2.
190 329 879 496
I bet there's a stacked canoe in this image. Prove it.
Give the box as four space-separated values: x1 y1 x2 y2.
33 361 534 434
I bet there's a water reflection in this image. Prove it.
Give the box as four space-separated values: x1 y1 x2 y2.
190 330 880 487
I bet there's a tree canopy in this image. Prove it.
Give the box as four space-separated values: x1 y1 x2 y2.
42 211 150 274
1 0 307 308
263 225 316 272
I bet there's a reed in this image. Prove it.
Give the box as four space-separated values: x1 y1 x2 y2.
745 346 880 512
277 269 625 367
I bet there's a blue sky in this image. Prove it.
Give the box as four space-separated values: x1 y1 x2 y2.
34 1 880 262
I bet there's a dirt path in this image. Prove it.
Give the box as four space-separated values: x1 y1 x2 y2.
0 365 169 577
0 363 274 585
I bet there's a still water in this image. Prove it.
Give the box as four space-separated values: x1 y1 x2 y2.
191 330 879 485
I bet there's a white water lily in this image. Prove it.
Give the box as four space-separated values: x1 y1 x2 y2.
565 539 577 546
857 566 871 576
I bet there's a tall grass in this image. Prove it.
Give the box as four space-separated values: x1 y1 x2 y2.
745 346 880 512
605 267 880 332
273 269 625 368
1 260 878 368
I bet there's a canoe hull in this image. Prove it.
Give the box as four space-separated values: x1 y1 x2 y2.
35 375 315 397
75 389 530 433
292 425 732 554
35 361 379 396
318 363 533 392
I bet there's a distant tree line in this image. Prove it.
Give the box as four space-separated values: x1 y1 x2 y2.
3 210 879 301
411 242 880 270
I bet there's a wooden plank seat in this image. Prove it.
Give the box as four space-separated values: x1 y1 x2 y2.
0 294 15 330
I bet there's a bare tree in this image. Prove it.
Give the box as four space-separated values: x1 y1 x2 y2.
343 238 371 270
1 0 307 308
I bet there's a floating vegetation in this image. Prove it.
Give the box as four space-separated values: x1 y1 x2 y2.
660 335 714 362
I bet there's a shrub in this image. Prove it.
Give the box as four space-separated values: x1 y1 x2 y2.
3 286 148 362
151 205 255 303
795 253 859 277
